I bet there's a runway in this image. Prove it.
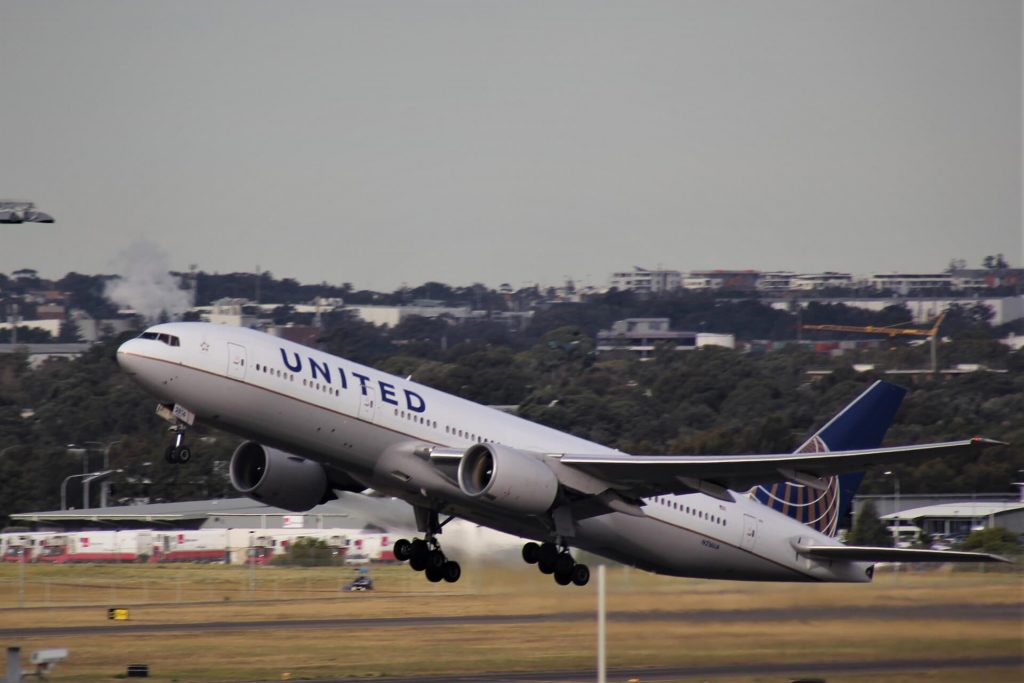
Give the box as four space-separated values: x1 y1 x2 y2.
2 601 1018 638
301 656 1023 682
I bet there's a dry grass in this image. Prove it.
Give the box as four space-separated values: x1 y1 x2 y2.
0 563 1020 682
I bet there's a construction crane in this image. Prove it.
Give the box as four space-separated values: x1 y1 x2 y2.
800 311 947 373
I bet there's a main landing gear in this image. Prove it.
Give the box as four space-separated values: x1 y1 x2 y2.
164 425 191 464
522 541 590 587
393 510 461 584
393 537 461 584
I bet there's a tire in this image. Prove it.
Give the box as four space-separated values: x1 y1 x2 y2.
176 446 191 463
571 564 590 587
555 554 574 576
538 542 558 566
409 553 428 572
521 542 540 564
393 539 412 562
164 446 179 464
409 539 428 562
442 560 461 583
538 558 556 575
425 565 444 583
554 570 572 586
426 550 446 570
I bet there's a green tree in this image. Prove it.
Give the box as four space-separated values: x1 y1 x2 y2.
846 501 894 547
960 527 1020 556
272 537 336 566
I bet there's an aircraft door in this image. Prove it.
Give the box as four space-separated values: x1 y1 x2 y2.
358 385 377 423
741 514 759 551
227 343 247 380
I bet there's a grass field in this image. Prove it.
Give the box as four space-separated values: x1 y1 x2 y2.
0 562 1020 682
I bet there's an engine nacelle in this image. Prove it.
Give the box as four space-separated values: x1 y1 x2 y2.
457 443 559 515
230 442 328 512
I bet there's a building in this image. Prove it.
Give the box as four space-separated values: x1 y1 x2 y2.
596 318 735 358
756 272 795 291
870 273 953 293
609 267 682 294
0 343 92 368
790 272 855 290
881 501 1024 538
197 298 261 328
684 270 759 291
346 303 475 328
949 268 1023 291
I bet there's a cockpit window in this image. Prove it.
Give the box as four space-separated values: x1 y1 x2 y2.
139 331 180 347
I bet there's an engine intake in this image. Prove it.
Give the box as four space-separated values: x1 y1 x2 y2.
457 443 558 515
230 442 328 512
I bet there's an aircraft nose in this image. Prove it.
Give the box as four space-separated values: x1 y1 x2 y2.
116 338 147 374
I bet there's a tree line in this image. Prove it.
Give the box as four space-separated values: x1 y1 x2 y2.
1 318 1022 527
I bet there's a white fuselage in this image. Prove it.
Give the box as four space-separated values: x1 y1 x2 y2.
117 322 872 583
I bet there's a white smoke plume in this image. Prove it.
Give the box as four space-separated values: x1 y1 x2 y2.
105 241 194 322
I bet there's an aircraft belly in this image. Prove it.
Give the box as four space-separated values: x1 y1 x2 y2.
571 513 813 582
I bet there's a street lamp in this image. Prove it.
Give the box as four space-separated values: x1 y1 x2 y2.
884 470 901 547
60 469 121 510
67 441 122 507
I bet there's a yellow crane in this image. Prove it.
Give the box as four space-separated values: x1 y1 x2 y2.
800 311 947 373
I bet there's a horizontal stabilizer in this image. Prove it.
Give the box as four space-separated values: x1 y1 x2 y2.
793 543 1011 564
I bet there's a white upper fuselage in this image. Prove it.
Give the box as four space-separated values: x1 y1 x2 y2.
117 322 872 583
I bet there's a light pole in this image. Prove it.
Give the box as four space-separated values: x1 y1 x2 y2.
60 470 120 510
884 470 901 546
67 441 121 507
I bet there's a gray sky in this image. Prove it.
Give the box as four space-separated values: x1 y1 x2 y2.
1 1 1020 291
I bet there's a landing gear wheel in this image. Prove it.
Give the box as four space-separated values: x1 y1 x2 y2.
571 563 590 587
538 558 556 575
425 565 444 583
555 554 574 576
426 550 446 570
176 446 191 463
441 560 461 583
538 542 558 566
409 553 428 572
409 539 428 561
522 542 540 564
393 538 412 562
554 569 573 586
164 446 179 464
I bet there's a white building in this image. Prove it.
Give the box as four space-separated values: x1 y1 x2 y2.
198 298 261 328
609 267 682 294
756 272 795 291
596 318 734 358
347 304 475 328
790 272 855 290
870 273 953 293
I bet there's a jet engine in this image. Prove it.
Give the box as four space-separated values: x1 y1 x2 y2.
230 442 329 512
457 443 559 515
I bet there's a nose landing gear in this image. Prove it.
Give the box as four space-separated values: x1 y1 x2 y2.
164 426 191 464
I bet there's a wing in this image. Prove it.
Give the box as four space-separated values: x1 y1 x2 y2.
559 437 1002 500
792 542 1011 564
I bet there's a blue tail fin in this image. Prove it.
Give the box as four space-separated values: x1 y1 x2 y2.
750 381 906 537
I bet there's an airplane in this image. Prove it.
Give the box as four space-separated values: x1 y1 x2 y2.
116 322 1008 587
